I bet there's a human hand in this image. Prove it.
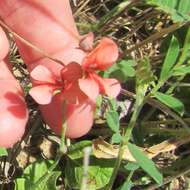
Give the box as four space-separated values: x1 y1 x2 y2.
0 0 120 148
0 26 28 148
0 0 95 146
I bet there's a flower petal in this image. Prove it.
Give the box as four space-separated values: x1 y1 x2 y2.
62 82 87 104
79 32 94 52
92 74 121 98
65 100 96 138
30 65 56 83
61 62 82 82
101 78 121 98
82 38 119 71
79 77 99 102
40 94 96 138
29 85 54 105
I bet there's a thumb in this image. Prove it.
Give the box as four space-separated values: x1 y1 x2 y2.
0 0 95 138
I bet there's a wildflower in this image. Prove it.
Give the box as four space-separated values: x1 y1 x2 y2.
78 37 121 102
29 63 86 105
29 37 121 105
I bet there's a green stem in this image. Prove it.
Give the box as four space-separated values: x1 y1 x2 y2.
32 102 67 189
105 93 144 190
105 143 126 190
123 99 144 144
125 170 134 186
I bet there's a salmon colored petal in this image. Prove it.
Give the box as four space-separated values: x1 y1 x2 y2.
79 32 94 52
30 65 56 83
82 38 119 71
62 82 87 104
65 100 96 138
61 62 82 82
29 85 54 105
96 38 119 70
92 74 121 98
40 94 96 138
79 78 99 102
101 78 121 98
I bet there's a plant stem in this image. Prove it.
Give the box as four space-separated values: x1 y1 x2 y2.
32 102 67 189
105 143 126 190
105 93 144 190
123 98 144 145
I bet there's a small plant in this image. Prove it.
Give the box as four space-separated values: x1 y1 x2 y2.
0 0 190 190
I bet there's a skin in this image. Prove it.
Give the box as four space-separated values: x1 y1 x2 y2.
0 0 96 138
0 27 28 148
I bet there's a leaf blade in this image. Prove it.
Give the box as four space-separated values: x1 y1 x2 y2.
127 143 163 185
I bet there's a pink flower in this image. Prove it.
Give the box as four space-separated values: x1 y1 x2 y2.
78 37 121 102
29 37 121 105
29 63 86 105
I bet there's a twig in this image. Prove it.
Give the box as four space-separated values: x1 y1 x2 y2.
74 0 91 17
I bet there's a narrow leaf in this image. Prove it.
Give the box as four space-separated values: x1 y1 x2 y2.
173 66 190 76
154 92 184 115
160 36 179 81
127 142 163 185
106 111 120 133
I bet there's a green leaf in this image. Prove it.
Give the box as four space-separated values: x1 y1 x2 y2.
0 148 7 156
14 178 26 190
160 36 179 81
111 133 122 144
119 60 137 67
108 98 117 111
68 141 92 160
14 172 60 190
124 162 139 171
146 0 190 22
106 111 120 133
14 160 60 190
66 141 114 189
109 69 129 82
154 92 184 115
173 65 190 76
119 180 133 190
104 59 136 82
65 156 114 189
117 60 136 77
127 143 163 185
96 95 103 108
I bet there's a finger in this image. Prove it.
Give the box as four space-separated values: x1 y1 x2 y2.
0 0 95 138
0 0 84 65
0 60 28 148
0 27 28 147
0 27 9 61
